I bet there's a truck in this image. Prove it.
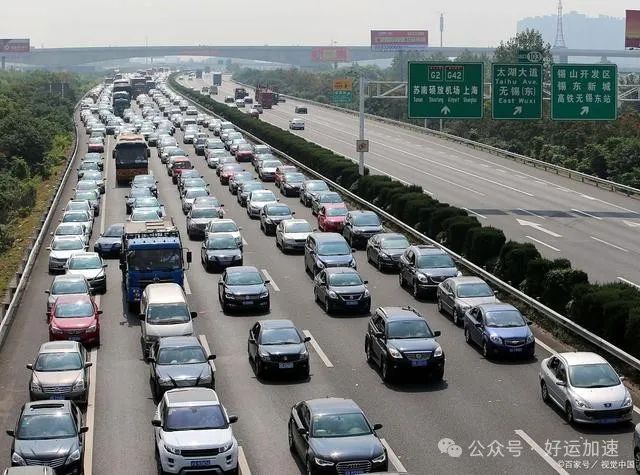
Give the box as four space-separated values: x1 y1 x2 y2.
234 87 248 100
212 72 222 86
119 218 192 311
254 86 275 109
112 90 131 118
195 69 203 79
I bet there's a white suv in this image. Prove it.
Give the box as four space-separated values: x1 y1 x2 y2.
153 388 239 474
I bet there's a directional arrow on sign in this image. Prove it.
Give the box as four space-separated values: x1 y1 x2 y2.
441 105 451 115
513 106 523 116
516 219 563 238
580 106 590 116
623 220 640 228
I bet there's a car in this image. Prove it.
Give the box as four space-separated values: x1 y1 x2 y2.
237 181 265 207
131 174 158 197
152 388 238 475
246 190 278 219
279 172 305 197
179 176 208 197
192 196 225 216
64 252 107 294
311 191 343 216
342 211 384 248
78 171 105 194
201 234 243 272
181 188 210 215
131 196 165 218
289 117 305 130
366 232 410 272
248 320 310 379
207 150 233 169
398 245 461 298
148 336 216 399
45 275 91 317
170 158 194 184
300 179 330 207
72 190 100 216
234 143 254 162
224 96 235 104
205 219 243 249
276 219 313 253
257 159 283 182
633 424 640 470
317 205 348 233
539 352 633 425
259 203 295 235
193 135 209 155
228 171 254 195
47 236 87 274
463 303 535 359
182 127 198 144
49 294 101 347
274 166 298 188
60 210 93 240
288 398 387 474
223 133 243 149
125 186 153 214
218 266 270 313
160 145 186 164
7 400 87 472
82 152 104 170
27 341 91 404
51 222 88 246
314 267 371 314
186 207 223 240
248 107 260 118
93 223 124 257
436 276 499 326
294 106 308 114
253 144 271 156
304 232 356 277
129 208 161 222
252 153 276 172
203 138 226 156
77 161 100 180
234 98 245 108
229 139 248 156
87 137 104 152
219 163 245 185
365 306 445 382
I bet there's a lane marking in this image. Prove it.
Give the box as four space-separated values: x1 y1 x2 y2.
590 236 628 253
198 334 216 372
618 277 640 289
242 237 248 246
514 429 569 475
302 330 334 368
380 438 407 473
517 219 562 238
463 208 486 219
238 446 251 475
83 347 98 475
261 269 279 291
623 220 640 228
571 208 603 221
184 276 192 295
517 208 546 220
526 236 561 252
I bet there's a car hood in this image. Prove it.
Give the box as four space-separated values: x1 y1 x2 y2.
571 384 629 407
318 254 354 266
265 214 293 222
146 321 193 339
260 343 305 356
457 296 500 307
352 225 383 233
282 232 311 240
486 326 532 340
156 363 211 382
380 248 405 258
15 437 78 460
309 434 384 461
261 167 278 173
250 200 277 208
419 267 459 278
33 369 83 386
330 284 366 295
162 427 233 449
53 317 95 330
388 338 439 352
206 249 242 258
227 284 266 296
49 250 82 260
324 217 346 223
67 268 104 280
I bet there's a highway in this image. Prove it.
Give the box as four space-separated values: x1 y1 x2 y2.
0 84 637 475
185 74 640 289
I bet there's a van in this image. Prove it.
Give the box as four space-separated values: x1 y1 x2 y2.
243 96 254 105
139 283 196 358
294 106 308 114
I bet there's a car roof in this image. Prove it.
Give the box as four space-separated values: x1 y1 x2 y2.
38 340 81 354
446 276 487 286
305 398 362 416
379 306 422 322
226 265 260 274
324 267 359 276
52 274 87 283
259 319 296 329
23 400 73 415
157 336 202 348
165 387 219 406
377 232 406 240
477 303 517 312
55 294 93 304
311 232 344 242
283 219 310 226
412 245 446 255
559 352 609 366
349 210 377 217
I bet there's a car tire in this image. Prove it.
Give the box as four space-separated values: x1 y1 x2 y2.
152 379 161 401
306 457 314 475
412 281 420 299
452 310 461 327
634 448 640 474
377 255 384 272
436 298 444 314
324 298 332 315
565 402 575 425
255 359 263 378
482 340 490 359
464 326 472 345
540 381 550 403
365 340 373 363
381 358 393 382
398 272 405 288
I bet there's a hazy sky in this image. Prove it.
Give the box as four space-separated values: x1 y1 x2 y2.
2 0 632 49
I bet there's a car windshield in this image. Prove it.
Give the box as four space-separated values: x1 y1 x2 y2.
157 346 206 365
103 224 124 237
206 237 237 250
165 405 227 431
184 179 206 188
56 224 83 235
173 161 192 170
167 148 185 156
128 249 182 271
131 209 161 221
457 282 494 298
55 301 94 318
242 183 263 193
82 172 101 180
267 206 291 216
307 181 329 192
381 236 409 249
35 352 83 371
233 173 253 181
261 328 301 345
237 144 252 151
52 239 84 251
326 207 347 217
328 273 362 286
135 198 159 207
262 161 282 168
319 193 342 203
186 189 208 199
210 222 238 233
133 176 154 185
285 222 312 233
353 214 381 226
568 363 621 388
311 413 371 438
417 254 455 268
252 192 276 202
191 208 220 219
52 279 88 295
226 271 263 286
147 303 190 324
284 173 304 182
485 310 526 328
17 414 76 440
318 242 350 256
63 212 89 222
68 255 101 270
387 320 433 339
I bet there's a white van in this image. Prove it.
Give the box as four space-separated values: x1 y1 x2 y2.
140 283 196 358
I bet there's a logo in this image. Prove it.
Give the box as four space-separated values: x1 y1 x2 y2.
283 356 288 362
415 353 424 360
438 438 462 458
604 403 612 408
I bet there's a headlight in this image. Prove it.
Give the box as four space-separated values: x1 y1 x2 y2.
388 347 403 359
525 333 535 344
372 452 387 463
327 290 338 299
66 449 81 465
220 440 234 453
300 349 309 359
456 271 463 277
50 324 63 334
158 376 172 384
11 452 25 465
314 457 334 467
363 289 370 297
622 393 633 408
489 334 502 344
224 291 234 298
417 273 428 282
265 218 273 224
573 396 591 409
316 261 325 269
378 252 389 260
87 323 97 332
199 372 212 384
433 345 443 357
260 289 269 298
72 378 85 391
30 379 42 392
164 444 181 455
349 259 357 268
258 349 271 361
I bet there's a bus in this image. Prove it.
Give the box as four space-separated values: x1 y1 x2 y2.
113 134 149 185
130 77 147 98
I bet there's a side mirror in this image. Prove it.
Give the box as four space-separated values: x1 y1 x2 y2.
527 321 533 325
44 290 51 294
151 419 161 427
79 426 89 434
46 247 52 251
228 415 238 424
620 376 626 382
26 364 33 370
297 427 307 435
190 311 198 318
291 211 296 215
363 280 368 285
147 357 156 363
138 313 145 320
474 322 482 328
102 264 108 268
50 232 54 236
433 330 441 337
6 430 15 437
97 310 103 315
556 380 566 387
304 336 311 343
373 423 383 431
208 354 216 361
264 280 271 284
186 250 192 263
351 248 356 253
84 362 93 368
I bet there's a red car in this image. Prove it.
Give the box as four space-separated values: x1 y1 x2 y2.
87 138 104 153
219 163 245 185
234 143 254 163
170 158 193 184
318 204 348 232
274 165 298 188
49 294 101 346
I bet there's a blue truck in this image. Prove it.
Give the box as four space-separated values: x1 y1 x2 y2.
120 219 192 311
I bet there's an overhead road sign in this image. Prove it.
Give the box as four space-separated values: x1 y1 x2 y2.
370 30 428 51
0 39 30 53
492 63 542 120
408 62 484 119
332 79 353 104
551 64 617 121
311 47 348 62
625 10 640 48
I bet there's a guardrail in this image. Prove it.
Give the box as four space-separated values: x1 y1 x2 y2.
232 79 640 198
0 108 81 348
173 79 640 372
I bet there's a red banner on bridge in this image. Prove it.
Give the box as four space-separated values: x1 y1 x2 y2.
371 30 428 51
0 39 30 53
311 47 349 62
626 10 640 48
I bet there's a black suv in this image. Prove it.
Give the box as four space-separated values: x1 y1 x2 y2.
398 245 460 298
364 306 444 382
343 210 383 249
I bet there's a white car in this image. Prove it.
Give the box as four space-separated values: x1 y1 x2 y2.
276 219 313 252
246 190 278 219
47 236 87 273
61 210 93 240
153 388 238 475
65 252 107 294
51 222 89 246
205 219 243 249
65 199 95 219
289 117 305 130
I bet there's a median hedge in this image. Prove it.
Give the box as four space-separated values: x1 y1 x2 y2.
170 74 640 361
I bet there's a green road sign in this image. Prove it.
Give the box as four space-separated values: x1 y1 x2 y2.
551 64 617 121
408 62 484 119
518 49 543 64
492 63 543 120
333 90 352 103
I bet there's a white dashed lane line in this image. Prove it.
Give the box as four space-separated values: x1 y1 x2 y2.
302 330 333 368
261 269 279 291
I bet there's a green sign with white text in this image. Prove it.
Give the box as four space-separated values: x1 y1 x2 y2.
333 90 352 103
551 64 617 121
492 63 542 120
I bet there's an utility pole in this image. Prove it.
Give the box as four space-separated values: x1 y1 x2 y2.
440 13 444 47
358 75 366 176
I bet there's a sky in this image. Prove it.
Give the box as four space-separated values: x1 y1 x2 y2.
1 0 632 49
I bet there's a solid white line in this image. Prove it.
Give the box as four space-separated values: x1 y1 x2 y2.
515 430 569 475
198 334 216 372
183 276 192 295
302 330 334 368
517 208 545 220
238 446 251 475
83 347 98 475
261 269 279 291
618 277 640 289
525 236 561 252
380 438 407 473
571 208 602 220
590 236 628 253
463 208 486 219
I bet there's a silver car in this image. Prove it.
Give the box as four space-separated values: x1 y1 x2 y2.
276 219 313 253
205 219 243 249
51 222 88 246
246 190 278 218
65 252 107 294
181 188 210 214
186 207 223 240
258 159 283 182
437 276 500 326
539 352 633 425
47 236 87 273
45 274 91 316
60 210 93 240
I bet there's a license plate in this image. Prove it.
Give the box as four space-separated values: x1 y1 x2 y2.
69 336 82 341
346 301 358 306
509 348 523 353
279 362 294 369
600 418 618 424
50 395 65 400
411 360 428 367
190 460 212 468
345 470 363 475
242 300 254 305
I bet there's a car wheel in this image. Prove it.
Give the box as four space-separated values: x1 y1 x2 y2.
464 326 472 345
377 255 383 272
436 298 444 314
398 272 405 288
540 381 550 403
313 288 319 303
381 358 393 382
306 457 314 475
152 379 160 401
255 359 264 378
412 281 420 299
452 310 461 326
324 298 332 314
565 402 575 425
482 340 490 359
288 421 295 452
634 448 640 474
365 340 373 363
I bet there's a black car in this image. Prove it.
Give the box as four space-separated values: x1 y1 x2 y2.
237 181 265 207
399 245 460 298
228 171 254 195
218 266 270 312
288 398 387 474
364 306 444 382
366 233 410 271
201 234 243 271
131 174 158 197
260 204 295 235
304 233 356 277
280 172 305 197
93 223 124 258
248 319 310 379
313 267 370 314
193 136 209 155
300 179 330 207
125 186 153 214
342 211 383 249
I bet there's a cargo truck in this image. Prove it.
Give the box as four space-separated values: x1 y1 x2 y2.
234 87 248 99
255 86 275 109
212 72 222 86
195 69 203 79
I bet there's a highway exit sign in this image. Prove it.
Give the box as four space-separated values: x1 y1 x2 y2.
551 64 617 121
332 78 353 104
408 62 484 119
492 63 542 120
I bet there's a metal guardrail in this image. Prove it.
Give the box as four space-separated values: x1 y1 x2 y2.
233 80 640 198
173 78 640 372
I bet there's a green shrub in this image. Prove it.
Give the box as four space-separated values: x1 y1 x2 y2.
540 268 589 314
463 227 506 269
494 241 541 287
428 206 467 237
442 216 481 253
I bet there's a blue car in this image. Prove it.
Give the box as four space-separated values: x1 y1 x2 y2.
463 303 535 359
